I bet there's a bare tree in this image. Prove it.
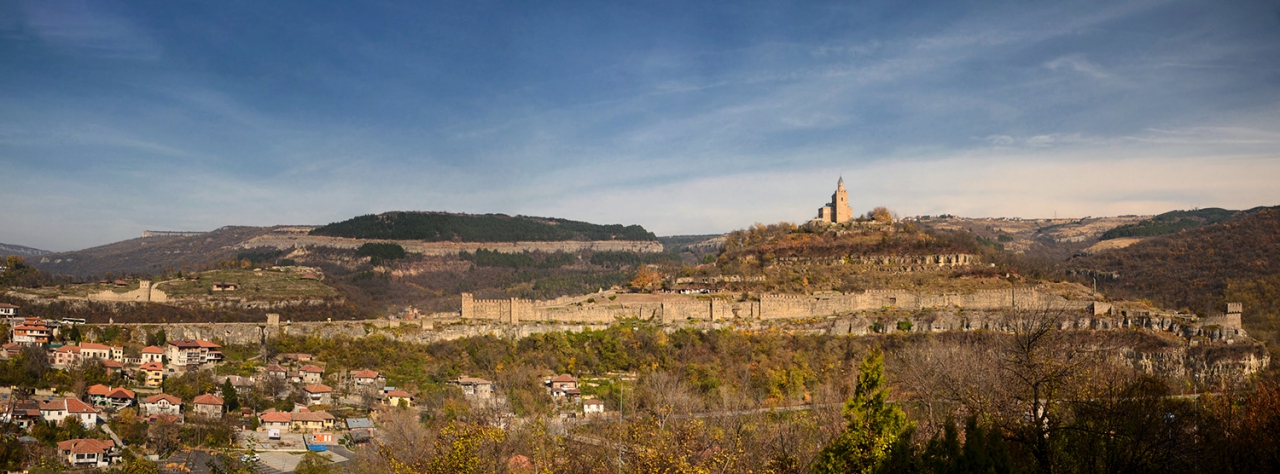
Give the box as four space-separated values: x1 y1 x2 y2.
634 371 702 429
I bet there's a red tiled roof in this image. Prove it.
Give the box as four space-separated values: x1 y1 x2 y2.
141 346 165 354
106 387 135 399
57 438 114 454
144 394 181 404
457 376 492 385
291 411 334 422
140 361 164 371
385 390 413 398
300 365 323 373
550 374 577 383
193 394 224 406
260 411 291 423
102 360 124 369
266 364 286 372
0 303 19 309
196 340 221 349
40 398 97 414
304 384 332 393
352 369 379 379
79 342 110 350
87 384 111 396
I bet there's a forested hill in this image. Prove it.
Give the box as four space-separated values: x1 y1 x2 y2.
309 212 658 242
1099 207 1237 240
1070 206 1280 354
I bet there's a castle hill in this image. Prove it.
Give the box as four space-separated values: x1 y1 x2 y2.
4 3 1280 472
1 176 1277 473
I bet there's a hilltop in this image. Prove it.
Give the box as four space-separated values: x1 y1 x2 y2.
31 226 276 277
310 211 657 241
0 242 51 258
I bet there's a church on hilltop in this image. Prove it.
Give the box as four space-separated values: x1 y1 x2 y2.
815 177 854 224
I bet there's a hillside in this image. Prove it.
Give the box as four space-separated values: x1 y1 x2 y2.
918 215 1149 260
310 211 657 242
1100 207 1237 240
31 226 275 277
0 242 51 258
1069 206 1280 354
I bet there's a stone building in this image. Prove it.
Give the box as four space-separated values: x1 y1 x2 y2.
816 177 854 224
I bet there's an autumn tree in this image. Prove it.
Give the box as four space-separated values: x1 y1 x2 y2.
630 265 663 291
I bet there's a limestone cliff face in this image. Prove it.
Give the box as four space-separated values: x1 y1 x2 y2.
237 234 664 255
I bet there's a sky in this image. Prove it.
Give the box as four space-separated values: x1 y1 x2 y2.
2 0 1279 251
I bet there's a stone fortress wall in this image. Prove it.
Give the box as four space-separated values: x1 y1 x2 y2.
236 233 664 256
458 289 1247 342
87 281 168 303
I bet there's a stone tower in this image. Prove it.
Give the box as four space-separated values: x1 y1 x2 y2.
817 177 854 223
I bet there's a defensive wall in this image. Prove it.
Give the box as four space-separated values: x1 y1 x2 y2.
462 288 1094 324
457 289 1247 342
236 234 664 256
86 281 168 303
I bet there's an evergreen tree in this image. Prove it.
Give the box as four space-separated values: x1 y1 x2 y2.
222 379 240 413
814 349 914 474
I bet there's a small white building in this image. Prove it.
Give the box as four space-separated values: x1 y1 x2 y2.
141 394 182 416
39 398 99 429
57 438 116 468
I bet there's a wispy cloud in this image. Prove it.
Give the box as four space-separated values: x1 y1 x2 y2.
20 0 161 60
1044 55 1110 79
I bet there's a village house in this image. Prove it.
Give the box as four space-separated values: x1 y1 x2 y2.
0 303 19 318
350 369 384 388
165 339 223 370
0 399 43 429
102 359 124 376
259 411 291 433
215 375 256 391
290 410 336 432
57 438 117 468
140 346 165 364
192 394 224 418
299 365 324 385
39 398 99 429
451 376 495 399
141 394 182 417
139 361 165 387
1 342 20 359
280 353 313 363
303 385 332 405
51 345 80 367
12 317 51 346
266 363 288 380
546 374 581 401
78 342 122 362
584 399 606 416
87 385 135 410
385 390 414 407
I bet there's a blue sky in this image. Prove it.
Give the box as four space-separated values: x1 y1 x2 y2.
2 0 1279 251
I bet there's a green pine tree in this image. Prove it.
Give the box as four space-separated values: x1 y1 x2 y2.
814 349 915 474
223 379 240 413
